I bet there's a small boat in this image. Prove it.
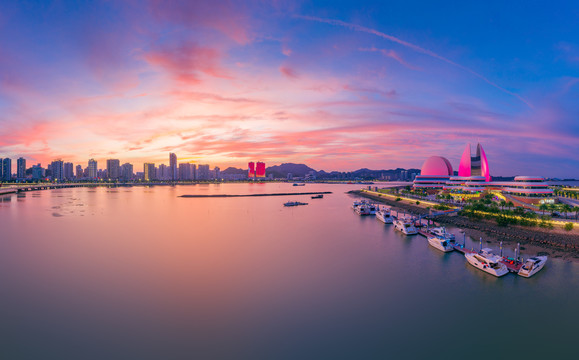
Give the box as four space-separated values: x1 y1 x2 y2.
351 199 367 209
355 205 371 216
367 203 378 215
284 201 308 207
428 227 455 240
394 218 418 235
427 235 454 252
465 248 508 277
518 256 548 278
376 207 393 224
292 183 305 186
311 194 324 199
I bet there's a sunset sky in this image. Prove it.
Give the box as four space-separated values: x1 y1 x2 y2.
0 1 577 177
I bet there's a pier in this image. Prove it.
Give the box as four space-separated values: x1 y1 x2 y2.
415 229 524 273
180 191 332 198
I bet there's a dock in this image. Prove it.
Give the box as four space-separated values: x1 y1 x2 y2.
416 227 523 273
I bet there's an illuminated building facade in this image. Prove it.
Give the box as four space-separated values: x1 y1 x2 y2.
248 162 255 178
256 162 266 178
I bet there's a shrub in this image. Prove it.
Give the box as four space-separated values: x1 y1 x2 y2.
395 197 401 201
564 222 573 231
496 215 509 227
416 201 420 205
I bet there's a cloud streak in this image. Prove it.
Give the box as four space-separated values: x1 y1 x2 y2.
295 15 533 109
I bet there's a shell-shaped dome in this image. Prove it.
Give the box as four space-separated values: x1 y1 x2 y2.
421 156 453 176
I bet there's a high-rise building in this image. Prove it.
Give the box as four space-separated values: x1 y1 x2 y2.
106 159 121 180
51 160 64 181
158 164 168 180
2 158 12 181
121 163 133 180
178 163 192 180
17 157 26 179
76 165 83 179
248 162 255 178
144 163 155 181
214 166 221 180
88 159 98 179
191 164 197 180
169 153 178 181
197 164 210 180
31 164 45 180
256 162 265 178
64 162 74 180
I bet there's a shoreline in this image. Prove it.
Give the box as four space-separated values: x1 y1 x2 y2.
350 190 579 263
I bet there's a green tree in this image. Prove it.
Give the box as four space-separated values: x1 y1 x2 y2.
564 222 574 231
561 204 572 219
539 203 548 215
506 201 514 209
574 206 579 221
499 200 505 210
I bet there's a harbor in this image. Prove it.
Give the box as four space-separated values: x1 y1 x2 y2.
351 199 544 278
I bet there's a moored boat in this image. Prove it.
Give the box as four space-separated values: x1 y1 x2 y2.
427 235 454 252
428 227 455 240
465 248 508 277
284 201 308 207
394 217 418 235
376 207 393 224
355 205 372 216
311 194 324 199
518 256 547 278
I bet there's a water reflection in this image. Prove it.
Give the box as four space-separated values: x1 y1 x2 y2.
0 183 576 359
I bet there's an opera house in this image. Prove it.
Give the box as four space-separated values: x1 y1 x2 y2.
413 143 554 204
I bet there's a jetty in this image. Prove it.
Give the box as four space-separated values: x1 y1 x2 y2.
180 191 331 198
416 228 525 273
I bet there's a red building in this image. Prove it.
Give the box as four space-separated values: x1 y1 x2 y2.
256 162 266 178
248 162 255 178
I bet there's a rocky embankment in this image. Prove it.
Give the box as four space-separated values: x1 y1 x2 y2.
350 190 579 260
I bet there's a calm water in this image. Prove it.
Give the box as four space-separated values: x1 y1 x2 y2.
1 183 577 359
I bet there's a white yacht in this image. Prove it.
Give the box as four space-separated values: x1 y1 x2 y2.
351 200 367 209
355 205 371 216
429 227 455 241
394 218 418 235
376 207 393 224
427 235 454 252
518 256 548 278
465 248 508 277
367 203 378 215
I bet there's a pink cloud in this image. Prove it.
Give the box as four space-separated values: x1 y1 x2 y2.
279 65 299 79
144 42 230 84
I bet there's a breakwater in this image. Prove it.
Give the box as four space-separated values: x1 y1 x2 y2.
180 191 332 198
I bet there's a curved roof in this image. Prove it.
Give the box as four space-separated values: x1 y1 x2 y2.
420 156 453 176
458 144 471 177
514 176 545 181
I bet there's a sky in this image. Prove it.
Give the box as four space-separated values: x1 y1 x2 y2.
0 0 578 177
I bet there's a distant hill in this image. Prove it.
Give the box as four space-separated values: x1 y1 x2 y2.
266 163 316 178
221 167 246 175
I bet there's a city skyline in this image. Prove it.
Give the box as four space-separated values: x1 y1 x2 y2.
0 2 577 177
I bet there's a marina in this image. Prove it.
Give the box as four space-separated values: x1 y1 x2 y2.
351 198 546 277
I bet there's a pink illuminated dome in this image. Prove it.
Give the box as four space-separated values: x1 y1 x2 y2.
420 156 453 176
